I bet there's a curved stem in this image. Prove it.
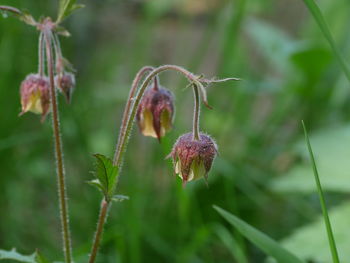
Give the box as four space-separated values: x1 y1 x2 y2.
89 199 109 263
114 65 205 168
192 84 200 140
44 30 73 263
89 65 206 263
113 66 154 163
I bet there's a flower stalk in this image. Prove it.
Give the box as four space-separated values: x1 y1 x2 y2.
192 83 200 141
89 64 219 263
89 199 109 263
44 29 72 263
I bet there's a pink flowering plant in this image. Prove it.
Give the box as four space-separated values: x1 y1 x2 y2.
0 1 238 262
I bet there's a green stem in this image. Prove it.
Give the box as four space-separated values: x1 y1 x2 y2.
192 84 200 140
38 32 45 76
44 30 73 263
89 199 109 263
114 65 206 168
113 66 154 163
88 65 207 263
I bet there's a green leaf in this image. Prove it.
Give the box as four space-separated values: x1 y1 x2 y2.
92 154 119 200
302 0 350 84
0 248 36 263
111 195 129 203
57 0 84 22
281 202 350 262
302 121 340 263
213 206 305 263
34 251 50 263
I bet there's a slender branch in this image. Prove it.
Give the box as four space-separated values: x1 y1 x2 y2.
113 66 154 163
89 199 109 263
44 29 73 263
89 65 210 263
52 32 64 73
38 32 45 76
192 84 200 140
114 65 206 169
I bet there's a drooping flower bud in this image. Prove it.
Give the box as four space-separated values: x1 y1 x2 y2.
19 73 50 121
168 132 218 184
136 84 174 141
55 72 75 103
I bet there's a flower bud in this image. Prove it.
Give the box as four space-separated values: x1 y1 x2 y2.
19 74 50 121
55 72 75 103
168 132 218 184
136 85 174 141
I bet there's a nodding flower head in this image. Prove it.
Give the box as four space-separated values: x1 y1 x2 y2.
136 82 174 141
20 73 50 121
55 72 75 103
168 132 218 185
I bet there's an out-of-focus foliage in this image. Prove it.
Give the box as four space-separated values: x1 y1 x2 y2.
272 125 350 193
281 202 350 262
1 0 350 262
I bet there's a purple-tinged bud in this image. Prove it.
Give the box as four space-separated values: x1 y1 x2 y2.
55 72 75 103
136 85 175 141
19 74 50 121
168 132 218 184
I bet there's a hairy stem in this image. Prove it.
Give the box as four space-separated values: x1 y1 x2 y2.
89 66 153 263
38 32 45 76
89 65 207 263
44 30 73 263
89 199 109 263
114 65 206 168
192 84 200 140
113 66 154 163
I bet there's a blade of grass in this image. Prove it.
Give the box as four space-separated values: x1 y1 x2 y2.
302 0 350 83
213 205 305 263
301 120 340 263
213 224 248 263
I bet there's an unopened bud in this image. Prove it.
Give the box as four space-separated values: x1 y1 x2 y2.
136 85 174 141
55 72 75 103
168 132 218 184
20 74 50 121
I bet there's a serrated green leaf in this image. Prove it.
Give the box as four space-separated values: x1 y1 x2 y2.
55 26 71 37
87 179 105 194
111 195 129 203
0 248 36 263
213 206 305 263
35 251 50 263
57 0 84 22
92 154 119 200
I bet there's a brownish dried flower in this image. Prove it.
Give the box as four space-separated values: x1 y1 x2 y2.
136 84 174 141
19 73 50 121
168 132 218 184
55 72 75 103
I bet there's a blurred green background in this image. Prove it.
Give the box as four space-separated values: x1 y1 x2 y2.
1 0 350 262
